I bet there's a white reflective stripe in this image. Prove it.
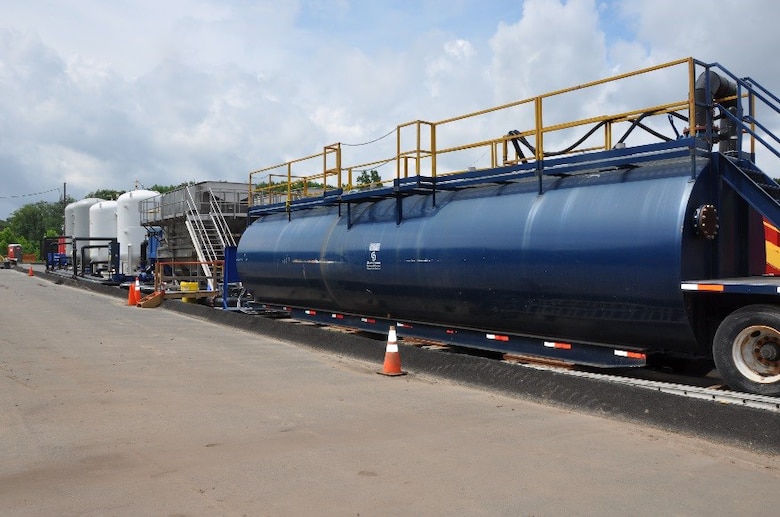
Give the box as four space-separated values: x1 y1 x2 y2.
386 343 399 353
486 334 496 340
614 350 628 357
680 283 698 291
544 341 555 348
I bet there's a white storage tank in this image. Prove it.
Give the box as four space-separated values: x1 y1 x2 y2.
68 198 104 262
117 189 159 274
89 200 117 264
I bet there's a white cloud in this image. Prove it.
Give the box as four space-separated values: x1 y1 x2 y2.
2 0 780 218
490 0 608 102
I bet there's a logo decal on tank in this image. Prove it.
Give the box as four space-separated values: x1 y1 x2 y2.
367 242 381 271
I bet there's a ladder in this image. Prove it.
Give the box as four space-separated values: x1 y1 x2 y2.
184 187 237 288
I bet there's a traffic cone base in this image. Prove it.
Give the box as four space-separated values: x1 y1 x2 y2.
378 326 407 376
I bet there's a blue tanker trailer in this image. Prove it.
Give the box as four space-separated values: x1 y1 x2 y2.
237 59 780 396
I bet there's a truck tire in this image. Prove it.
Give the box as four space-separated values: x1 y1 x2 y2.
713 305 780 396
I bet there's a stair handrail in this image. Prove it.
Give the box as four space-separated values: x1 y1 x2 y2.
207 188 237 248
697 60 780 164
184 186 219 264
721 108 780 162
743 77 780 112
703 62 780 110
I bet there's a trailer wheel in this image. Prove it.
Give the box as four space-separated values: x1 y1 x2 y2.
713 305 780 396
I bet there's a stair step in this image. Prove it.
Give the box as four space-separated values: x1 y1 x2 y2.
757 185 780 200
742 169 780 201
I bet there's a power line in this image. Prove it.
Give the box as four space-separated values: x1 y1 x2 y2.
0 187 62 200
342 127 396 147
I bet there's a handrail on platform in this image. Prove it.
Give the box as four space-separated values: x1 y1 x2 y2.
248 57 779 211
694 59 780 165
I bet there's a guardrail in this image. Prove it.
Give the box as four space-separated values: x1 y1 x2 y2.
141 186 249 225
248 57 776 210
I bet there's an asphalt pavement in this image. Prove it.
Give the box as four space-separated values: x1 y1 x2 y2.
1 267 778 516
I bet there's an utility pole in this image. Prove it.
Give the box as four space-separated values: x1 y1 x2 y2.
62 182 67 233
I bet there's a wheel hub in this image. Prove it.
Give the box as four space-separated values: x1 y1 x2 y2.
759 342 780 361
733 325 780 383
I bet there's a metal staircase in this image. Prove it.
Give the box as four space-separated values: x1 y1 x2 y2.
184 187 237 286
721 162 780 229
698 62 780 230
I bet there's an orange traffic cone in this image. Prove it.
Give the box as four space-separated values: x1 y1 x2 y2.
127 278 139 306
27 265 34 277
378 325 406 376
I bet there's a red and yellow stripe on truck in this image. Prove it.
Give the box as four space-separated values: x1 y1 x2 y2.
765 219 780 274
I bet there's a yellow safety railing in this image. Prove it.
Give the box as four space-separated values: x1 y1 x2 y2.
249 57 737 208
249 143 342 208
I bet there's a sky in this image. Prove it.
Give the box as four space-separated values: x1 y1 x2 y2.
2 0 780 219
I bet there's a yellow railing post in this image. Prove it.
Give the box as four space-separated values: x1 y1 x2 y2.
336 143 342 188
535 96 544 161
431 122 437 177
416 121 422 176
322 143 341 192
322 147 327 190
286 163 292 208
396 125 401 180
688 57 696 134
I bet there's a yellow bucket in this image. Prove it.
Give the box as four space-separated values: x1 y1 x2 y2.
181 281 199 303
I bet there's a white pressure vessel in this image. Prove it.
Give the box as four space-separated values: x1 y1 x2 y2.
68 198 104 262
89 200 117 263
116 190 159 274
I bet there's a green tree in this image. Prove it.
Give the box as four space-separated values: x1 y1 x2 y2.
4 197 73 260
0 227 35 257
254 179 326 194
148 181 196 194
355 169 382 187
0 227 18 256
85 189 125 200
9 202 49 245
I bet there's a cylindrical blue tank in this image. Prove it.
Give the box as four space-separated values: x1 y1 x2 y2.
237 156 724 355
